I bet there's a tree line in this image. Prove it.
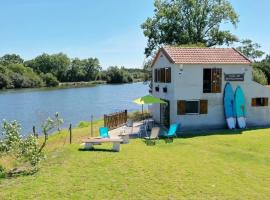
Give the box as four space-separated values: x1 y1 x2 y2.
0 53 147 89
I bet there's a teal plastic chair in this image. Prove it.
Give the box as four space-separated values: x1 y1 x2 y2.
164 123 180 142
99 127 109 138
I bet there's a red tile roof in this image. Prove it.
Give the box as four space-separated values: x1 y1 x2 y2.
154 46 252 65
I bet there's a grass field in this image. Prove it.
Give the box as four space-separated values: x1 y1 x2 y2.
0 121 270 199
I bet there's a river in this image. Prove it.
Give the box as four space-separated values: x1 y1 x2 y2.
0 82 149 135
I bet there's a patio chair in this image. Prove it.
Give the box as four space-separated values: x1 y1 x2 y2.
144 127 160 145
99 127 109 138
163 123 180 143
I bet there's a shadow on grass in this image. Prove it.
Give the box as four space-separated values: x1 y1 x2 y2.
173 126 270 139
0 167 39 179
78 148 118 153
176 129 243 139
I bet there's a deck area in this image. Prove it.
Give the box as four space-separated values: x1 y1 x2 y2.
109 119 161 138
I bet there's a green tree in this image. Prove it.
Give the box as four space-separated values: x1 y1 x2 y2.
253 67 268 85
105 66 133 84
236 39 265 61
26 53 70 81
0 54 24 65
254 59 270 84
66 58 86 82
141 0 239 57
82 58 101 81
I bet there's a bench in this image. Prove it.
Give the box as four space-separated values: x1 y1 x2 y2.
82 138 123 152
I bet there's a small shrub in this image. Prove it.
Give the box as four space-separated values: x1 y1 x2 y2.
0 165 6 178
77 121 91 128
41 73 59 87
128 111 151 122
0 73 10 89
20 135 44 166
0 120 22 153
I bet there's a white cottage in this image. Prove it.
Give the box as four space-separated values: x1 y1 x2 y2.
150 46 270 130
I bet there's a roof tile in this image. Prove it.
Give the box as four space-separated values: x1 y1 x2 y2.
162 46 251 65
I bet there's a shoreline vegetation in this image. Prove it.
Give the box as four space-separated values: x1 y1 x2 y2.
0 53 150 90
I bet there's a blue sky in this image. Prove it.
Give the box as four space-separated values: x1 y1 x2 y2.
0 0 269 68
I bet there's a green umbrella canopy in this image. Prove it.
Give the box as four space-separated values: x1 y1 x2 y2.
133 95 167 105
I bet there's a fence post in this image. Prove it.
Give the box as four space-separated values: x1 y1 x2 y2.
69 123 72 144
125 110 127 123
33 126 38 138
91 115 93 137
104 114 106 127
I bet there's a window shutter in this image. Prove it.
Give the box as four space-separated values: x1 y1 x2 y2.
165 68 171 83
251 98 256 107
154 69 157 82
177 100 186 115
160 68 165 83
200 100 208 114
264 98 269 106
157 69 161 82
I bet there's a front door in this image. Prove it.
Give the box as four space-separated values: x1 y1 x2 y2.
160 99 170 127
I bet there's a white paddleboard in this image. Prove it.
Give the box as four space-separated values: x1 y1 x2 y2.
226 117 236 129
237 117 246 129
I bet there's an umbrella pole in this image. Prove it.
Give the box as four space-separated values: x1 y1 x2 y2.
142 104 144 121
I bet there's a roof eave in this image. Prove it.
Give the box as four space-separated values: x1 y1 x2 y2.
151 47 175 68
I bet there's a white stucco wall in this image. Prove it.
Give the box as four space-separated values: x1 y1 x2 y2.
150 52 270 130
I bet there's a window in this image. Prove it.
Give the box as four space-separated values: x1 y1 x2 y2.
177 100 208 115
203 68 222 93
251 98 269 107
154 67 171 83
186 101 199 114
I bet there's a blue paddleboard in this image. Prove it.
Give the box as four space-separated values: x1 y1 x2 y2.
223 82 236 129
234 86 247 128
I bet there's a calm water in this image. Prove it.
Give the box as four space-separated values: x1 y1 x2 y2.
0 82 149 135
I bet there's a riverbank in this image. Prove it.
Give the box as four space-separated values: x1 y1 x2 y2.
1 121 270 199
0 79 147 91
58 80 106 88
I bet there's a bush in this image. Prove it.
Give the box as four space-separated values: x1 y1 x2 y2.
9 72 25 88
41 73 59 87
128 111 151 122
0 120 44 167
0 73 10 89
77 121 91 128
253 67 268 85
0 165 6 178
0 120 22 153
20 135 44 166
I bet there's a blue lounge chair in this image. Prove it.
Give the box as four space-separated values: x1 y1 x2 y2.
99 127 109 138
163 123 180 142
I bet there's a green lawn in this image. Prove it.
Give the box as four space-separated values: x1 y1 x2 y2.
1 122 270 199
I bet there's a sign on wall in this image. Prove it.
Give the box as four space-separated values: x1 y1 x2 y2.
224 73 244 81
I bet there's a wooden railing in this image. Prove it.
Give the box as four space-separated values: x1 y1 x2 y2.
104 110 127 130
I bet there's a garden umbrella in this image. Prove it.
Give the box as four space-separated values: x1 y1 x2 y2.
133 95 167 117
